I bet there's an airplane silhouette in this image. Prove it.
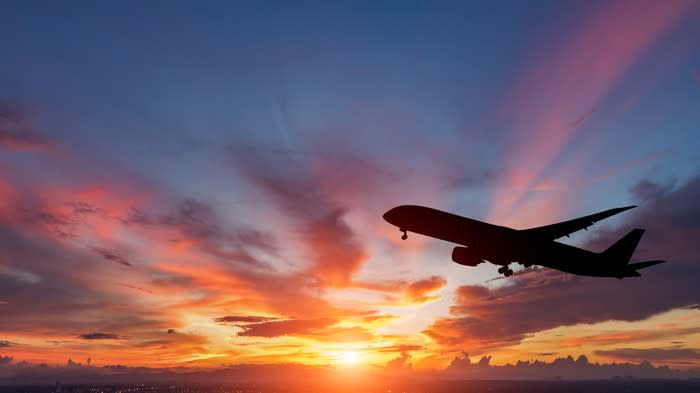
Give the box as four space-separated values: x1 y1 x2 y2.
383 205 665 278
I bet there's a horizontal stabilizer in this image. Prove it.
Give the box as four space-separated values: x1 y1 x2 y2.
628 260 666 270
602 228 644 265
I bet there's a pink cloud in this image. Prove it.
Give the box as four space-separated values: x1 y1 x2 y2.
490 0 696 225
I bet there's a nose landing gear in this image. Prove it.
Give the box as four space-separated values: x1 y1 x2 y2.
400 228 407 240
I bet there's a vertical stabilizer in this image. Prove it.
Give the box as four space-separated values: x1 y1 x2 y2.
601 229 644 265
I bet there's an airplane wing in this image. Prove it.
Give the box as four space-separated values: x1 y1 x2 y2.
521 206 636 240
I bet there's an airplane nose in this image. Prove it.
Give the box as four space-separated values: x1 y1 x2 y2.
383 207 399 224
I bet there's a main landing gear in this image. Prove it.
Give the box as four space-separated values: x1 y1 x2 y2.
400 228 408 240
498 265 514 277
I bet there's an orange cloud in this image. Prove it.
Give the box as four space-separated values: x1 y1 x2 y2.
402 275 447 305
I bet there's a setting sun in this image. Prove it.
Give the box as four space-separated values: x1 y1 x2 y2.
2 0 700 386
339 350 360 365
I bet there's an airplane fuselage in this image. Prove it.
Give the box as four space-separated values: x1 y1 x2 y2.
383 205 636 278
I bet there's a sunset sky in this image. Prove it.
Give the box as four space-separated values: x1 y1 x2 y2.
2 0 700 378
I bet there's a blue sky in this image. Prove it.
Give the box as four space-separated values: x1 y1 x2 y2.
1 0 700 374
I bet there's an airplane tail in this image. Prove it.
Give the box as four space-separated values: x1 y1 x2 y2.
601 228 645 265
601 229 667 278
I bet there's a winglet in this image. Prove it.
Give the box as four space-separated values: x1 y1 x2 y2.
611 205 637 214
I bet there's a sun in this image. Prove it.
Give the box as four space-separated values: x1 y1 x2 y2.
338 350 360 365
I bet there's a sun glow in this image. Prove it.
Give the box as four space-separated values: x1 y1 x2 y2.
339 350 360 365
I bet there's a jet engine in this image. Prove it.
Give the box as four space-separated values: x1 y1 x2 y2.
451 247 483 267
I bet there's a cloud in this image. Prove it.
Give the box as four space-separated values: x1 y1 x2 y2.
93 247 133 268
0 356 12 365
443 352 697 379
560 327 700 347
489 0 696 225
402 275 447 304
152 198 274 268
385 351 412 371
0 226 159 334
377 344 423 353
0 341 16 347
0 353 698 384
214 316 279 324
78 333 122 340
694 69 700 83
595 348 700 364
426 175 700 351
0 102 54 152
231 146 370 287
236 318 336 338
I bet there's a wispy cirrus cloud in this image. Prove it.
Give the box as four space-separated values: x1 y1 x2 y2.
93 247 133 268
232 146 370 288
236 318 337 338
595 347 700 364
214 315 280 324
78 332 123 340
490 0 697 226
0 102 54 152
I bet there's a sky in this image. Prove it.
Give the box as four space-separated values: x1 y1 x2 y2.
1 0 700 381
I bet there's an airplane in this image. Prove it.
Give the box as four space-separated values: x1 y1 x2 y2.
383 205 666 279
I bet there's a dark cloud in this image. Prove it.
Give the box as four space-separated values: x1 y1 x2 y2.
0 341 16 347
426 175 700 350
129 330 209 353
93 247 133 268
163 199 220 241
214 316 279 324
630 178 674 203
19 200 102 240
443 352 696 379
78 333 122 340
155 199 274 268
0 102 54 152
0 226 168 335
236 318 336 338
595 348 700 363
0 356 12 365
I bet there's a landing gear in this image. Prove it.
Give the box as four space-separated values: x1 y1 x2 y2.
498 265 514 277
400 228 407 240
